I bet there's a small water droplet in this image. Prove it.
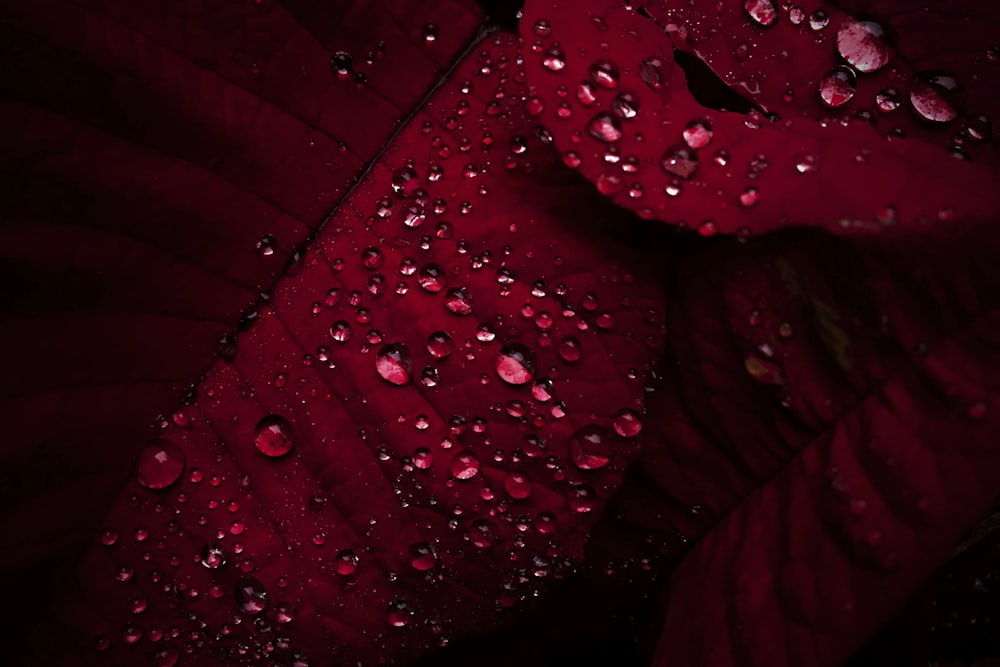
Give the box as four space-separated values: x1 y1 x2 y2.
254 415 295 457
444 287 474 315
235 576 268 614
255 235 276 257
468 519 500 548
661 144 699 179
809 10 830 31
542 44 567 72
376 344 412 385
739 186 760 207
331 51 353 77
819 66 857 108
200 542 227 569
387 598 414 627
504 472 532 499
421 23 439 42
409 542 437 570
611 92 640 119
613 409 642 437
135 439 185 489
910 77 958 123
391 167 420 197
335 549 359 576
418 263 447 293
682 118 713 149
566 485 598 512
450 451 481 480
587 112 624 143
875 88 901 113
569 425 613 470
533 19 551 37
557 336 582 362
794 152 818 173
589 59 620 89
496 343 536 385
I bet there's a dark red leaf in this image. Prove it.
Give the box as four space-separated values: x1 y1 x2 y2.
518 0 1000 235
628 227 1000 666
6 21 666 664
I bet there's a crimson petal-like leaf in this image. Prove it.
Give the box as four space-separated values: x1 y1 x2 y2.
12 23 667 665
518 0 999 235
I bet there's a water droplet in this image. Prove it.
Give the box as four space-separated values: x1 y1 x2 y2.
818 66 857 108
611 92 640 119
613 409 643 437
639 55 667 90
387 598 414 627
255 234 276 256
331 51 353 77
254 415 295 457
965 114 992 142
468 519 500 548
589 59 620 89
542 44 567 72
566 485 598 512
504 472 532 499
435 288 469 318
557 336 582 362
910 78 958 123
408 542 437 571
421 22 439 42
587 112 623 143
794 152 818 173
361 246 384 269
836 18 892 73
661 144 699 179
682 118 713 149
391 167 420 197
376 344 412 385
789 6 805 24
496 343 536 385
200 542 227 569
335 549 359 576
235 576 268 614
809 10 830 31
533 19 551 37
330 319 352 343
135 439 185 489
450 451 481 480
875 88 901 113
569 425 613 470
744 0 778 27
739 186 760 207
418 263 447 293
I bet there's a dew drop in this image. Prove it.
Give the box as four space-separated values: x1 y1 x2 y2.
744 0 778 27
909 78 958 123
200 542 227 569
450 451 481 480
387 598 414 627
421 22 439 42
809 10 830 30
335 549 359 576
587 112 623 143
496 343 536 385
661 144 699 179
330 319 352 343
589 59 620 89
740 186 760 207
438 287 472 316
391 167 420 197
682 118 713 149
569 425 613 470
361 246 384 269
875 88 901 113
418 263 447 293
234 576 268 614
567 485 599 512
426 331 454 358
409 542 437 570
504 472 532 499
613 409 643 437
557 336 582 362
255 234 276 257
254 415 295 457
836 18 892 73
331 51 353 77
794 152 818 173
542 44 567 72
135 439 185 489
533 19 551 37
819 66 857 108
611 92 640 119
468 519 500 548
376 343 412 385
965 114 992 142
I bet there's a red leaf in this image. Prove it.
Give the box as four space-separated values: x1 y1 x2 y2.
518 0 1000 234
631 227 1000 666
3 12 667 664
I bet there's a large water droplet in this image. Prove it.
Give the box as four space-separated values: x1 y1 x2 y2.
235 576 268 614
496 343 536 385
504 472 532 499
587 112 623 143
613 409 643 437
418 263 447 293
818 66 857 108
254 415 295 457
569 425 613 470
640 55 667 90
450 451 481 480
387 598 414 627
135 439 185 489
376 344 412 385
836 18 892 73
200 542 227 569
661 144 699 179
909 78 958 123
409 542 437 570
611 92 640 119
744 0 777 27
